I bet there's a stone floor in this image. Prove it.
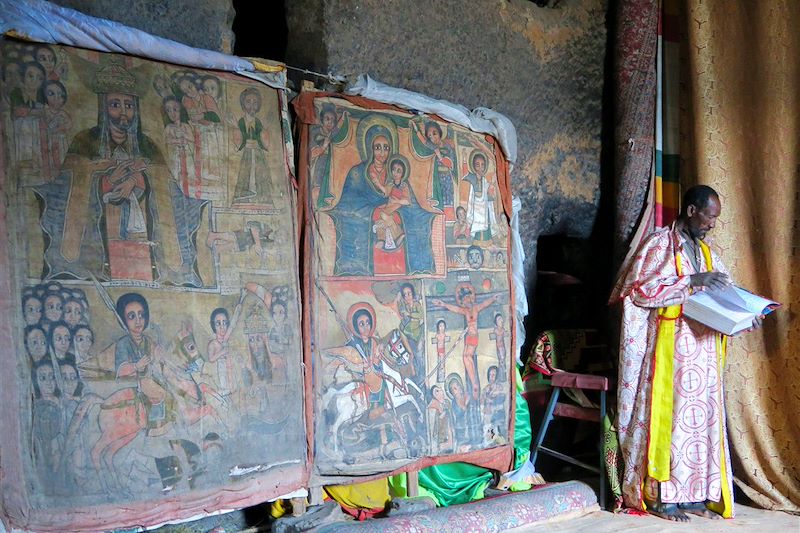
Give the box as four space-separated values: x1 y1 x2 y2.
506 504 800 532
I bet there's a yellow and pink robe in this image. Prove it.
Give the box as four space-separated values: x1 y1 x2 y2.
612 224 734 518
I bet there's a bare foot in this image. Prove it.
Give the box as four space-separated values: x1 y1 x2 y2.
678 502 722 519
644 500 691 522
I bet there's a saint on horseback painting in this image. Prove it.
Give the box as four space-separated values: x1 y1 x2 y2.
0 41 305 530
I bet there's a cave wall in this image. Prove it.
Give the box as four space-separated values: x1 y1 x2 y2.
286 0 608 277
47 0 236 54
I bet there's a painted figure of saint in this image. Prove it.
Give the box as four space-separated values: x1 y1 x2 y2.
10 61 45 172
113 292 170 431
372 155 411 259
162 96 197 197
41 80 71 181
431 283 500 402
461 149 504 242
481 365 506 429
32 360 64 492
232 87 272 205
207 307 241 402
446 372 480 451
322 117 436 276
427 384 454 455
35 61 207 286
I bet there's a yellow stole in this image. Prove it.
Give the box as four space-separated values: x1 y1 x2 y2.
646 237 732 517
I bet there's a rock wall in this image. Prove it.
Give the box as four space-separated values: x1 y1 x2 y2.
286 0 608 276
48 0 236 54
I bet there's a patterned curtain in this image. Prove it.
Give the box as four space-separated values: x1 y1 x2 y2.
612 0 658 268
679 0 800 512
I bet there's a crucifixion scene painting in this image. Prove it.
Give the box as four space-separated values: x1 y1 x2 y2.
2 42 305 508
303 97 513 474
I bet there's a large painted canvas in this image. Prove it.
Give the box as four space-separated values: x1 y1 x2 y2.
295 93 515 476
0 41 306 531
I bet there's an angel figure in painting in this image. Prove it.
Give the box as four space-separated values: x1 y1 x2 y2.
309 103 348 208
410 118 457 218
232 87 272 205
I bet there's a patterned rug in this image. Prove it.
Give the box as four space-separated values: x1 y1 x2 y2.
315 481 598 532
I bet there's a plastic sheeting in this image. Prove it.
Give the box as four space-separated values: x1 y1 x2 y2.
510 197 528 365
0 0 287 90
345 75 518 166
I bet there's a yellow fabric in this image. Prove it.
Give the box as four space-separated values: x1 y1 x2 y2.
324 478 390 510
248 59 286 73
647 304 681 481
679 0 800 512
270 499 290 519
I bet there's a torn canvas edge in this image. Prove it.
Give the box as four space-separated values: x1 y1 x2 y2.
0 0 287 90
345 74 518 167
510 197 528 366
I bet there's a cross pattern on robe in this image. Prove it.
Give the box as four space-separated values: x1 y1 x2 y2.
686 406 703 426
681 335 697 353
683 370 700 391
688 442 706 463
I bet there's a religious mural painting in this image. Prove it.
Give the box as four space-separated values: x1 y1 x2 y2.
0 40 305 528
298 94 514 474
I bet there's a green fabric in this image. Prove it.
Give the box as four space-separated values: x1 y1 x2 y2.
418 463 492 506
509 365 532 490
391 365 533 507
387 473 442 506
512 365 531 467
603 414 624 509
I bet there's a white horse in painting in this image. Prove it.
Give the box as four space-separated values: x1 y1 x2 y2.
321 347 422 456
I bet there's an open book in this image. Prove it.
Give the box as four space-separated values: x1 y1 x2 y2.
683 285 780 335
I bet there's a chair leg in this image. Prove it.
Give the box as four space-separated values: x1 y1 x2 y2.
531 387 560 466
599 389 607 510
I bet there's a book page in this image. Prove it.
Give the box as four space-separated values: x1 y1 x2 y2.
691 291 752 318
733 287 780 315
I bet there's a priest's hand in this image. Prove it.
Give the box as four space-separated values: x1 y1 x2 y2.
689 271 731 291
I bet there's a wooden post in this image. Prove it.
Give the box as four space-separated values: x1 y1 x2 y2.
290 496 307 517
407 470 419 498
308 485 324 506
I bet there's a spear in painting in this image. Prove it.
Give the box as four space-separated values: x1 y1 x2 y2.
89 273 128 333
314 280 356 344
424 327 468 382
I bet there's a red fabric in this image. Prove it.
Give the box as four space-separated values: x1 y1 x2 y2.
550 372 608 391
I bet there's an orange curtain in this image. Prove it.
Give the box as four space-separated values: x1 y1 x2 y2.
679 0 800 511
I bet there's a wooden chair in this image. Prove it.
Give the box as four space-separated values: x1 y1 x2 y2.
523 329 611 508
530 370 609 509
